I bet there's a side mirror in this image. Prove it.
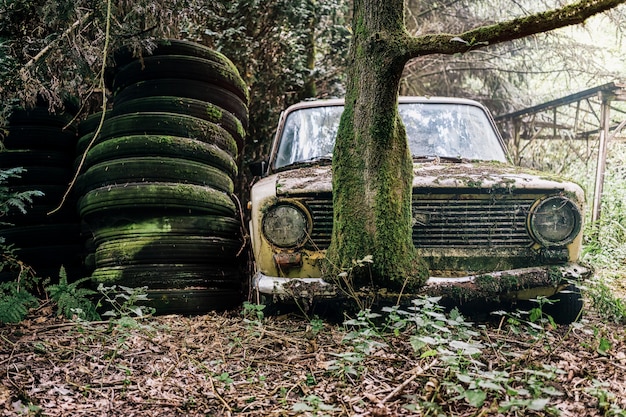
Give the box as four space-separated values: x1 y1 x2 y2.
248 160 267 177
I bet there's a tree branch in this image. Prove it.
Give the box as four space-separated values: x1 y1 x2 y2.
404 0 626 58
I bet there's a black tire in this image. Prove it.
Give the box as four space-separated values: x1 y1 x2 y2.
0 223 81 247
78 182 236 220
80 135 238 177
112 55 248 103
0 150 72 168
111 96 245 147
4 166 71 186
94 235 241 266
1 184 78 221
91 215 240 245
143 288 242 315
76 157 234 194
545 284 584 324
75 112 238 157
112 79 249 127
9 107 74 128
4 126 77 150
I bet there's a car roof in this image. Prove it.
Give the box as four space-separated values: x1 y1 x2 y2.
283 96 489 113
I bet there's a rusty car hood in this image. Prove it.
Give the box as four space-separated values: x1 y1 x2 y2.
272 161 584 200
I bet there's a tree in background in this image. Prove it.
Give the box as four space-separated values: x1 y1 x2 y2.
0 0 349 158
327 0 626 291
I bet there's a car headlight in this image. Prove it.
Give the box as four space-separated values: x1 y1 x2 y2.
528 196 582 247
262 203 310 248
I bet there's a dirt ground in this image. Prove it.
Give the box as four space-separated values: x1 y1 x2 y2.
1 299 625 417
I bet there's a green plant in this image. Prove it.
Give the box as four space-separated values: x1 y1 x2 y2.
46 266 100 321
0 167 44 221
586 277 626 324
96 283 155 320
0 278 39 323
292 394 338 414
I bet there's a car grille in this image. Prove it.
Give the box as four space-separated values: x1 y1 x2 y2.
304 195 535 249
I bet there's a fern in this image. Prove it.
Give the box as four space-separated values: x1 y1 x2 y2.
46 266 100 321
0 281 39 323
0 167 44 218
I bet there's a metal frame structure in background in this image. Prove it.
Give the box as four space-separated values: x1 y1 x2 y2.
495 82 626 222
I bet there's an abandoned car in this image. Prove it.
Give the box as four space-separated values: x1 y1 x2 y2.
248 96 591 322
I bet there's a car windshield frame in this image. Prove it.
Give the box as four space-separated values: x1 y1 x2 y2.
271 99 508 171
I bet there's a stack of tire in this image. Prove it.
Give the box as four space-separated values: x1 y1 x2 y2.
76 39 247 314
0 106 84 282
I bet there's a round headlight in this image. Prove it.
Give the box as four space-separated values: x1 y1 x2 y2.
262 204 309 247
528 196 582 247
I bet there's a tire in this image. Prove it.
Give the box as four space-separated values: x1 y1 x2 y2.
91 215 240 245
78 182 236 220
94 235 241 266
75 112 238 157
80 135 238 177
545 284 584 324
111 96 245 147
4 126 77 150
0 150 72 168
113 39 241 72
77 111 111 136
90 263 241 288
112 55 248 103
9 107 74 128
0 223 81 247
76 157 235 194
4 166 71 186
144 288 242 315
112 79 249 127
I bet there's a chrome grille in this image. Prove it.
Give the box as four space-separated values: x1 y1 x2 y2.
304 196 535 249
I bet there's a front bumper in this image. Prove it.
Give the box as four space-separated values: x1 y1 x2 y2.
251 263 592 304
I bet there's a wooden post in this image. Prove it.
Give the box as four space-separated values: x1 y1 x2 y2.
591 92 613 223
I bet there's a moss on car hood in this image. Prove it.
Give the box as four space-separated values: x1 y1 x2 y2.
273 161 584 202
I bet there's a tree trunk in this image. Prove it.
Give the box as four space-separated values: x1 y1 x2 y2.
325 0 625 292
326 0 428 291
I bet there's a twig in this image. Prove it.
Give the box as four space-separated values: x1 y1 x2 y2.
48 0 111 215
19 12 92 76
208 373 232 413
379 358 438 404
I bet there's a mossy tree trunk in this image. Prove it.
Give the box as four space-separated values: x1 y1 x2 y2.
326 0 625 291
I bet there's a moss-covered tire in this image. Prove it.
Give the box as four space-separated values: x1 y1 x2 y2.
80 135 237 177
78 182 236 220
91 215 240 245
76 157 234 194
112 79 248 127
545 284 584 324
113 39 241 71
90 263 240 288
111 96 245 147
94 235 241 266
77 111 111 136
112 55 248 103
75 112 238 157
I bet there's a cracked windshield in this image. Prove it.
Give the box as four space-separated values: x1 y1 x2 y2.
274 102 508 169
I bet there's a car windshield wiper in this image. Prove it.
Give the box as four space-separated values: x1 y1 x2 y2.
283 154 333 168
413 155 467 163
